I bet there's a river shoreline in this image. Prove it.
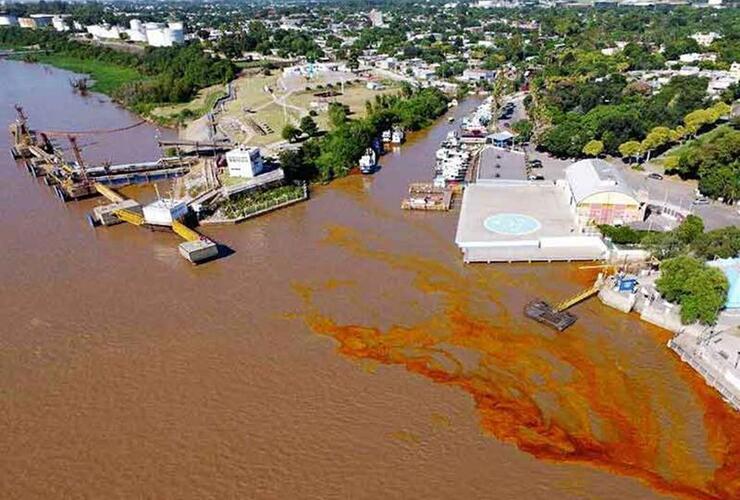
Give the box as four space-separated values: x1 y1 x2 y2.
3 59 739 499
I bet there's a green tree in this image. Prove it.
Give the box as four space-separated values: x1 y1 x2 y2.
618 140 642 164
299 115 319 137
511 119 533 142
328 102 348 129
582 140 604 157
675 215 704 244
656 256 729 325
282 124 301 143
641 126 671 162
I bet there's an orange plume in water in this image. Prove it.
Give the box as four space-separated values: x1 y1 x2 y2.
295 225 740 500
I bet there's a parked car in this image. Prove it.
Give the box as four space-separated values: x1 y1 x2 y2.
647 173 664 180
528 159 543 168
528 174 545 181
693 198 710 205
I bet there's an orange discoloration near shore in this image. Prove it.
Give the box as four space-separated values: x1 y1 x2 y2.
295 225 740 500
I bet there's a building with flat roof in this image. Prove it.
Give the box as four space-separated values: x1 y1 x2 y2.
455 183 607 263
488 131 514 148
226 146 265 178
565 159 642 228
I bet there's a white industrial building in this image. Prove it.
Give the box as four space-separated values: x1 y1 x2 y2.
52 16 69 32
86 23 123 41
565 159 642 228
226 146 265 179
0 14 18 26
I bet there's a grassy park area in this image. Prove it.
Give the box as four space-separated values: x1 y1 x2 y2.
150 84 227 124
216 70 399 148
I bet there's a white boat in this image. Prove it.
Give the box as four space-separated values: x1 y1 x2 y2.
359 148 377 174
448 116 455 123
381 130 392 142
391 127 405 144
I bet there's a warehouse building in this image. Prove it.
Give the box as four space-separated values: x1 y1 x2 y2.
565 159 642 228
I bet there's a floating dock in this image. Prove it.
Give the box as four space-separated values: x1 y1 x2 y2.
401 183 454 211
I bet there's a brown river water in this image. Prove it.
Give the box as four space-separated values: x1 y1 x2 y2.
1 59 738 499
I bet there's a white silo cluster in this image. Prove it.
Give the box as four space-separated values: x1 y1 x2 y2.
85 18 184 47
125 19 147 43
141 21 185 47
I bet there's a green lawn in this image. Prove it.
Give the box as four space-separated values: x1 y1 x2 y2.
150 84 227 124
33 54 143 95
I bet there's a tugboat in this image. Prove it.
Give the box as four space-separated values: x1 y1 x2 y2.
359 148 377 174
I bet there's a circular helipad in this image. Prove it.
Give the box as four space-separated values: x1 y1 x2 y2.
483 213 541 235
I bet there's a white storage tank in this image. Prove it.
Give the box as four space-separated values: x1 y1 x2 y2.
167 21 184 44
142 199 188 226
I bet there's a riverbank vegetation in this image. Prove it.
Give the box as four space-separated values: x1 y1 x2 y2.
279 86 448 182
0 27 236 114
31 53 143 94
601 215 740 260
602 216 734 325
656 256 728 325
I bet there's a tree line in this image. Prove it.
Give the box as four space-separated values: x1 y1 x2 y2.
0 27 236 111
280 86 449 183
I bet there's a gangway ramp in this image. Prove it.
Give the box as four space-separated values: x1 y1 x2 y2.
554 282 602 313
172 220 202 242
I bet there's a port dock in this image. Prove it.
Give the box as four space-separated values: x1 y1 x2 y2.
92 184 219 264
9 106 219 264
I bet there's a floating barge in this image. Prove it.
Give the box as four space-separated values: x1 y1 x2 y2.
524 300 577 332
401 183 453 211
524 274 604 332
